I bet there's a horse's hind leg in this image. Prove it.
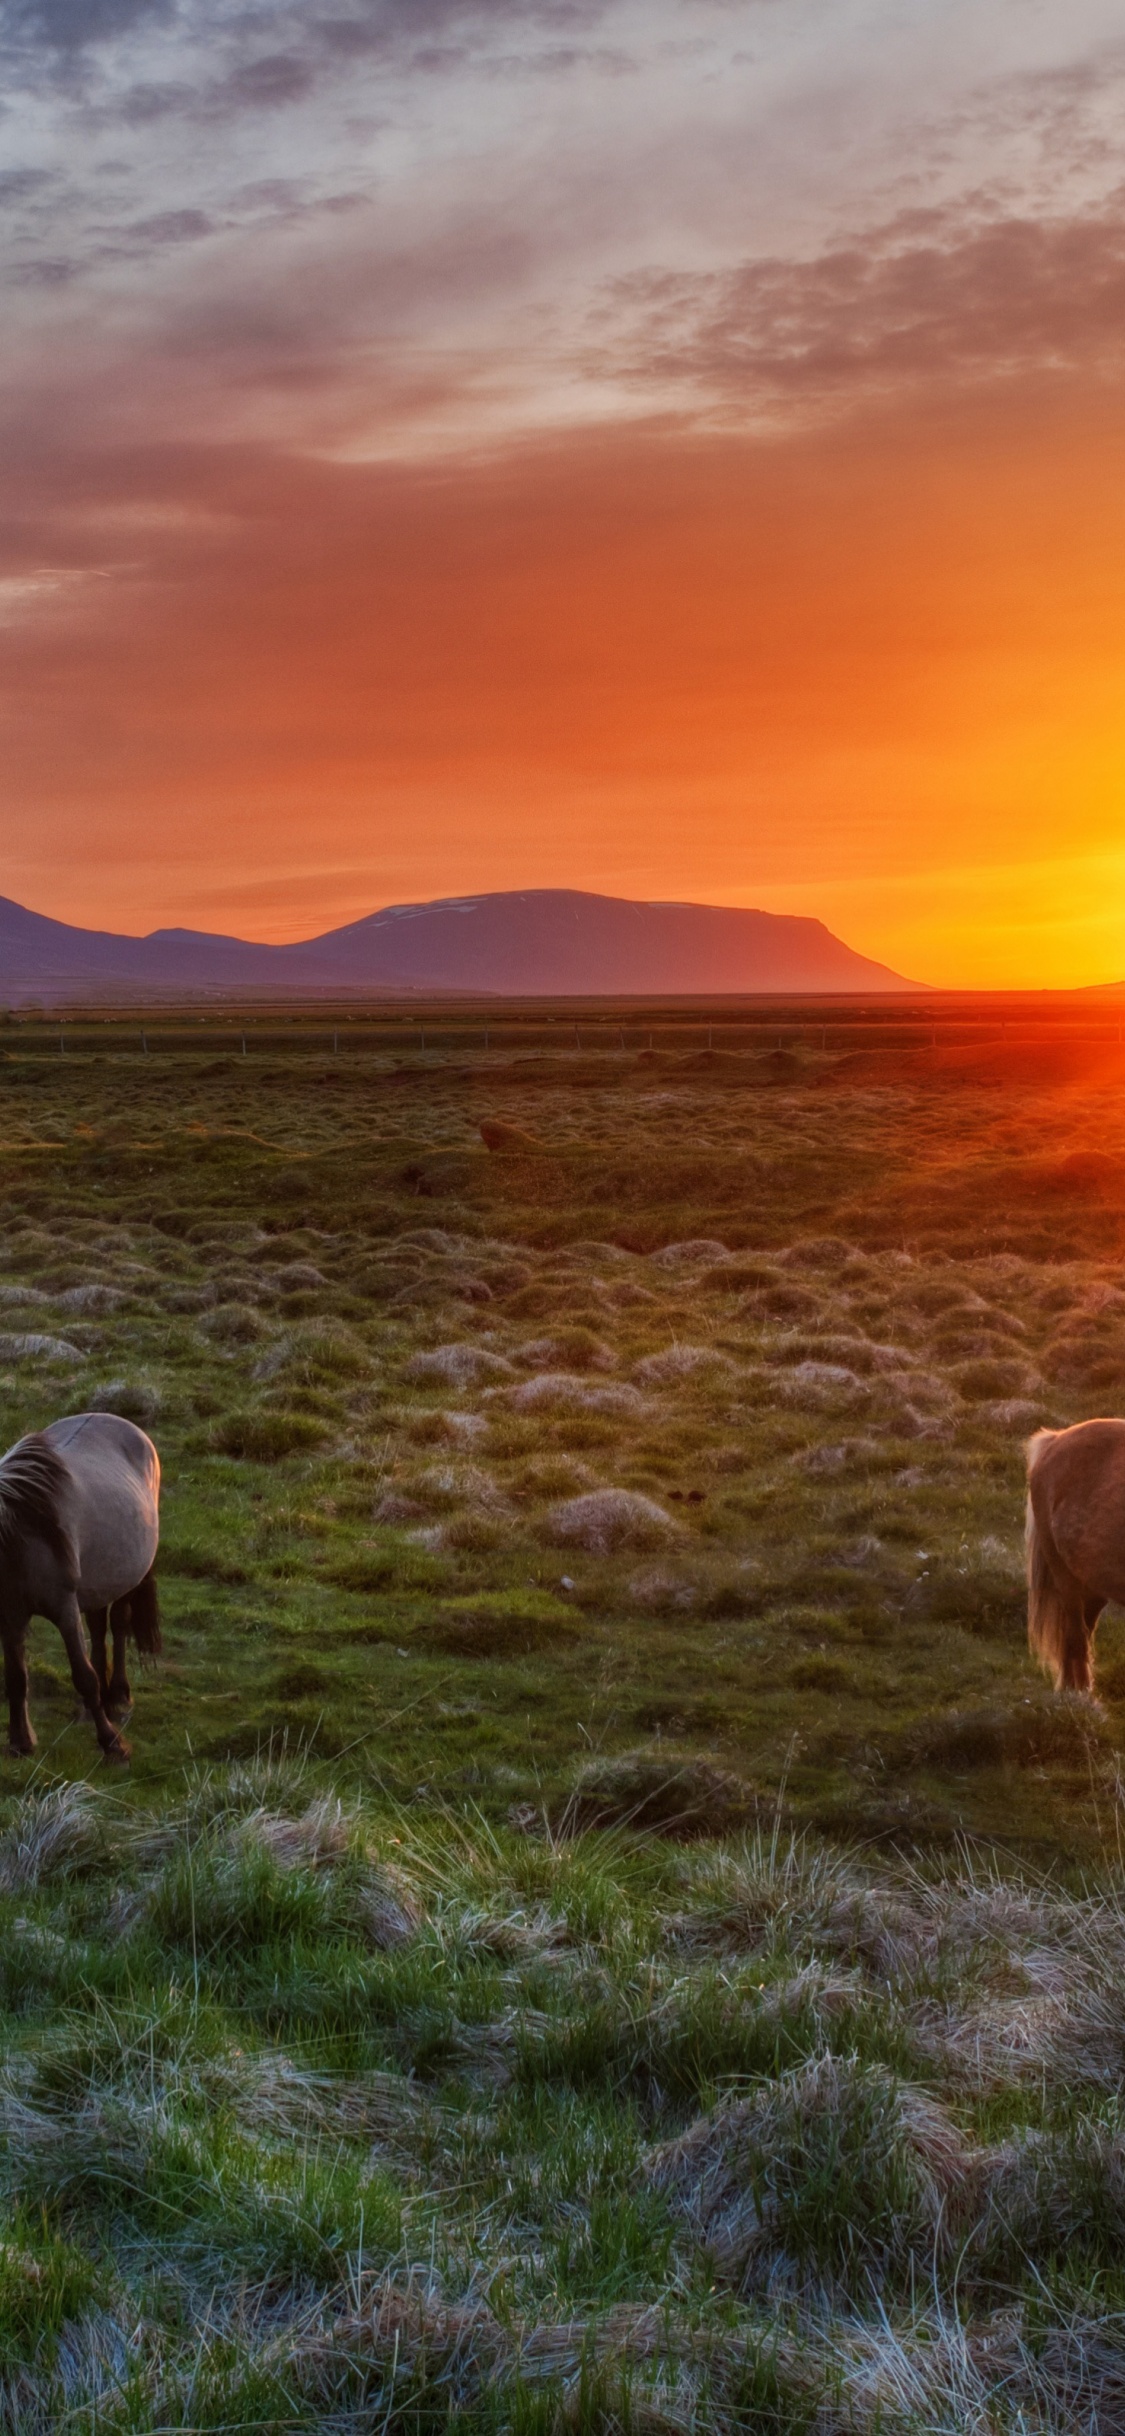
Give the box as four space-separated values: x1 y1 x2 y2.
107 1601 132 1719
1082 1597 1108 1694
55 1597 129 1763
1058 1597 1099 1694
86 1608 110 1705
2 1628 35 1757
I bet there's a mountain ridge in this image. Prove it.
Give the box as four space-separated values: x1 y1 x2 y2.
0 888 922 997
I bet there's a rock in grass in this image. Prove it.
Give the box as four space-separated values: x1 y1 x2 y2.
559 1750 758 1839
544 1487 677 1554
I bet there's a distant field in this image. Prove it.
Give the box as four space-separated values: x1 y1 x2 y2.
3 1007 1125 2428
1 1003 1124 1849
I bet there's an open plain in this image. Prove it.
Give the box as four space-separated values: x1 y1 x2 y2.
3 1002 1125 2428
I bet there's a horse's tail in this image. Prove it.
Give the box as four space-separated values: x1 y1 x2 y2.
119 1569 162 1658
1025 1432 1071 1689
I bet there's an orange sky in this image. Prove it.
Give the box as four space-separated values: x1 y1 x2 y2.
3 0 1125 985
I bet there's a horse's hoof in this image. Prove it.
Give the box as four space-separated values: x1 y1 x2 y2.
102 1738 132 1766
6 1744 35 1760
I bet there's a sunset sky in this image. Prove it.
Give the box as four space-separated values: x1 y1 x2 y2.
3 0 1125 985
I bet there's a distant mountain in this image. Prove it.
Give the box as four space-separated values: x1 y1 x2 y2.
0 888 920 998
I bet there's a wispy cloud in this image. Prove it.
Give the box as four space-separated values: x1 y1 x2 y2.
598 196 1125 418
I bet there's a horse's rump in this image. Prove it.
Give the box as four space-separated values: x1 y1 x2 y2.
42 1413 160 1615
1024 1420 1125 1693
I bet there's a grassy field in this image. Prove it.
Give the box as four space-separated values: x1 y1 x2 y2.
2 1011 1125 2427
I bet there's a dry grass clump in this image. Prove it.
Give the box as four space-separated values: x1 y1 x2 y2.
87 1376 161 1419
778 1236 861 1273
544 1487 677 1553
272 1260 328 1292
626 1565 701 1612
416 1590 578 1656
479 1118 543 1152
779 1359 869 1409
952 1355 1040 1401
510 1372 645 1415
0 1331 84 1364
409 1459 508 1514
648 1239 730 1269
405 1343 514 1387
668 1827 927 1976
228 1791 361 1871
252 1317 372 1385
795 1435 881 1475
199 1301 265 1346
515 1325 616 1370
0 1783 102 1893
559 1750 759 1838
897 1691 1109 1775
210 1405 330 1458
633 1345 729 1385
648 2052 969 2295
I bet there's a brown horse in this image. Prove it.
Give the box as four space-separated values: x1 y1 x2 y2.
0 1412 161 1761
1025 1421 1125 1694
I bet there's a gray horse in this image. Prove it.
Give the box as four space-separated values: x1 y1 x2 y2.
0 1413 161 1762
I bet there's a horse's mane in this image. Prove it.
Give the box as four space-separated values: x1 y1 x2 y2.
0 1434 77 1576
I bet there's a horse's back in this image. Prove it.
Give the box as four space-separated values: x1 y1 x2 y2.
40 1414 160 1608
1027 1417 1125 1602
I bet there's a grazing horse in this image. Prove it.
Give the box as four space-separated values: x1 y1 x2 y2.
0 1413 161 1762
1025 1421 1125 1695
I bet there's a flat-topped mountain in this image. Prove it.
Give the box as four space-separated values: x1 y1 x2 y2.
0 887 919 997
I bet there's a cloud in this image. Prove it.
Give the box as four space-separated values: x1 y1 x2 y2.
128 207 213 245
602 197 1125 414
217 52 317 111
2 0 170 51
0 169 56 206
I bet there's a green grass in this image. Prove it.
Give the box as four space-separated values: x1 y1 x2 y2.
0 1020 1124 2421
0 1767 1124 2425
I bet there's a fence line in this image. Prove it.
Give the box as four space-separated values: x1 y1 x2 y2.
2 1011 1124 1060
